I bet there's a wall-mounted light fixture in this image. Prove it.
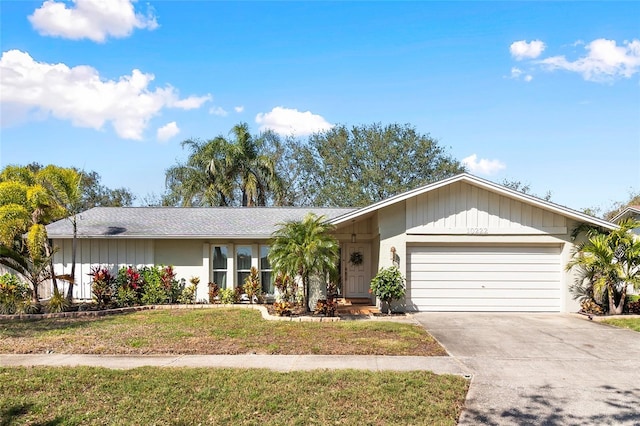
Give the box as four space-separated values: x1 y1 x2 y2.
351 221 356 243
390 246 396 261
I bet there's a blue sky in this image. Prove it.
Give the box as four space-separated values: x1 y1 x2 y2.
1 1 638 214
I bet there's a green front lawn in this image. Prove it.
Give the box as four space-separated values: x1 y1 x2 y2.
0 367 469 425
0 308 446 355
601 317 640 332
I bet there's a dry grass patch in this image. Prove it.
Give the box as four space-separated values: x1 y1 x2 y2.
0 308 446 355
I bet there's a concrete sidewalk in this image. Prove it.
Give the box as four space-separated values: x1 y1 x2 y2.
0 354 472 375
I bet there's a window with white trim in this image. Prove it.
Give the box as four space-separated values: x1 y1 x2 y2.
236 246 252 288
212 246 228 289
260 245 273 294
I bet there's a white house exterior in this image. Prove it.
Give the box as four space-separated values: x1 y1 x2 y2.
46 173 616 313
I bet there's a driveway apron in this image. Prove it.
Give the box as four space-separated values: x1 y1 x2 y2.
413 313 640 426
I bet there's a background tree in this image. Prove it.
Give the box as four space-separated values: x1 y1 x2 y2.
501 179 552 201
164 123 286 207
268 213 339 311
289 123 464 207
602 190 640 221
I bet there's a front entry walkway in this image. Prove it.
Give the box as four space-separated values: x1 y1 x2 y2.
413 313 640 426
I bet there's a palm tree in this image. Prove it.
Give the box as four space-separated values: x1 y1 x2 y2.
268 213 339 311
165 137 234 207
567 219 640 314
164 123 285 207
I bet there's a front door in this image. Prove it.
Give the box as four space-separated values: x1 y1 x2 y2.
344 242 372 298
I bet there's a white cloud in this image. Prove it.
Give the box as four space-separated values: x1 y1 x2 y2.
209 106 228 116
234 106 244 113
28 0 158 43
508 67 533 82
539 38 640 82
462 154 506 176
255 106 333 136
157 121 179 142
510 40 546 60
0 49 210 140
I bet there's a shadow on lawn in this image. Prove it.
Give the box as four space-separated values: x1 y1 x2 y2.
1 403 63 426
462 385 640 426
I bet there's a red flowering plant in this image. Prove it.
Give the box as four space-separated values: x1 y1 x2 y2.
115 266 143 307
89 266 115 308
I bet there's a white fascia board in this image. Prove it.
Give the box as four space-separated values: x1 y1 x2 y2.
611 207 640 224
329 173 617 230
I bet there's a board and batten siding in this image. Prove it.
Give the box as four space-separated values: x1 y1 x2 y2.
51 238 154 300
406 181 567 235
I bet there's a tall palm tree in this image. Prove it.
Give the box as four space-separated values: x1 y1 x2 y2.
268 213 339 311
567 219 640 314
165 123 285 207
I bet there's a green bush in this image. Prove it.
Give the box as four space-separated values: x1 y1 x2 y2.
178 277 199 304
370 266 406 313
219 288 237 304
116 286 138 307
0 273 31 315
140 266 167 305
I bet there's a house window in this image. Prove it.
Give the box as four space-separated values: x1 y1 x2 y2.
212 246 228 289
260 245 273 294
236 246 252 288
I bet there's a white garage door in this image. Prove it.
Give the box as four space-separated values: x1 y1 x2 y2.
407 245 561 312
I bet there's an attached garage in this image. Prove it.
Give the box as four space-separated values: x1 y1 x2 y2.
407 245 562 312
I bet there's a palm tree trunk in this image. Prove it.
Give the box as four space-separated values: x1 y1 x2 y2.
66 218 77 301
44 239 59 294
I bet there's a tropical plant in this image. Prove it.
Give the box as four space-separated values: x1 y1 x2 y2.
164 123 286 207
370 266 406 314
89 266 116 308
218 288 237 304
567 219 640 315
47 287 70 313
243 266 261 304
208 282 219 303
178 277 199 304
269 213 339 311
0 273 31 315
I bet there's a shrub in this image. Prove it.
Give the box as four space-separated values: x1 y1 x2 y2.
178 277 199 304
116 286 138 307
314 298 337 316
0 273 31 315
116 266 143 306
273 301 294 316
626 300 640 314
47 288 70 313
140 266 167 305
243 267 261 304
580 299 604 315
219 288 237 304
370 266 406 313
89 266 116 308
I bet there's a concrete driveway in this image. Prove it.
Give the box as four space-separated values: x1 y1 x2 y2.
413 313 640 426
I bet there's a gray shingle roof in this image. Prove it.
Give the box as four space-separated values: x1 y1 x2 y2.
46 207 355 239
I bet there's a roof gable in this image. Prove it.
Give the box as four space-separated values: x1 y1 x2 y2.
330 173 616 230
611 206 640 224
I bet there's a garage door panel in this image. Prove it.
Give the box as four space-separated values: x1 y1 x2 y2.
407 245 561 312
410 262 561 273
410 271 560 282
406 280 561 290
409 288 561 299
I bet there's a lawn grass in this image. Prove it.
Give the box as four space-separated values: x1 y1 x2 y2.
0 366 468 425
0 308 445 356
601 317 640 332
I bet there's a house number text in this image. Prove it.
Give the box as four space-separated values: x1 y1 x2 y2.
467 228 489 235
